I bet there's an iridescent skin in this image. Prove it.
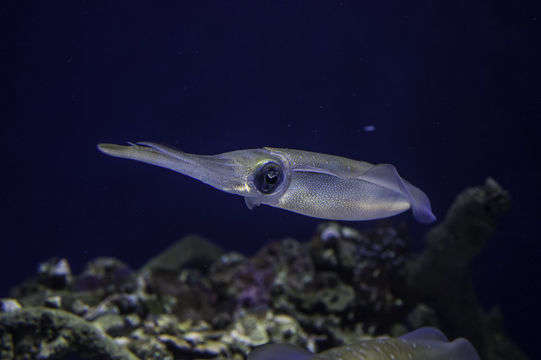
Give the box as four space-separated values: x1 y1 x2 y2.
248 327 480 360
97 142 436 223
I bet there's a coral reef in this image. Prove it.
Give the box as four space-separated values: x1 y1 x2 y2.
0 306 138 360
406 177 526 360
0 178 528 359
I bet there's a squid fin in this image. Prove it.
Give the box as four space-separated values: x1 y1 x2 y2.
358 164 436 223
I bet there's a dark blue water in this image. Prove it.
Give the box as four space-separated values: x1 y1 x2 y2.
2 1 540 357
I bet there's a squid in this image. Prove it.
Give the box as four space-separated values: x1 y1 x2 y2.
247 327 479 360
97 142 436 223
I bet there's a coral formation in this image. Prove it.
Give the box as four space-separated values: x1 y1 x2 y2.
0 179 528 359
406 177 526 359
0 306 138 360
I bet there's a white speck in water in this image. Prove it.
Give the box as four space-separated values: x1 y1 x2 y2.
363 125 376 132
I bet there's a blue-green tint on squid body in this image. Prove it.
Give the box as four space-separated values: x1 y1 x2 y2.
97 142 436 223
247 327 480 360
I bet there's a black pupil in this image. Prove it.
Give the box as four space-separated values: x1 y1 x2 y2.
265 170 279 184
254 163 283 194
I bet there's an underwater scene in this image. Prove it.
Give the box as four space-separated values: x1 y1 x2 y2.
2 1 540 359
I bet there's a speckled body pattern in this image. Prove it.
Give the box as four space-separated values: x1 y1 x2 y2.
247 328 480 360
313 337 440 360
97 143 436 223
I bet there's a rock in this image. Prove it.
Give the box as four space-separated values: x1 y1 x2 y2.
92 314 127 336
141 235 224 273
183 331 205 344
195 339 229 356
71 299 89 315
158 334 191 351
44 295 62 309
230 313 269 347
74 257 134 292
0 298 22 313
406 303 440 329
37 258 72 289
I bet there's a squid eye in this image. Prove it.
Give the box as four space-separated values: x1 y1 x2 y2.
254 162 284 194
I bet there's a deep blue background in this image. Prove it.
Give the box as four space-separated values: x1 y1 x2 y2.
2 1 540 357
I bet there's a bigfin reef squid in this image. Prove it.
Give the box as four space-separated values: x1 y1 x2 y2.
97 142 436 223
248 327 480 360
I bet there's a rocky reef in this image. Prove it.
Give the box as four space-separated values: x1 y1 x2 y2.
0 178 528 360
